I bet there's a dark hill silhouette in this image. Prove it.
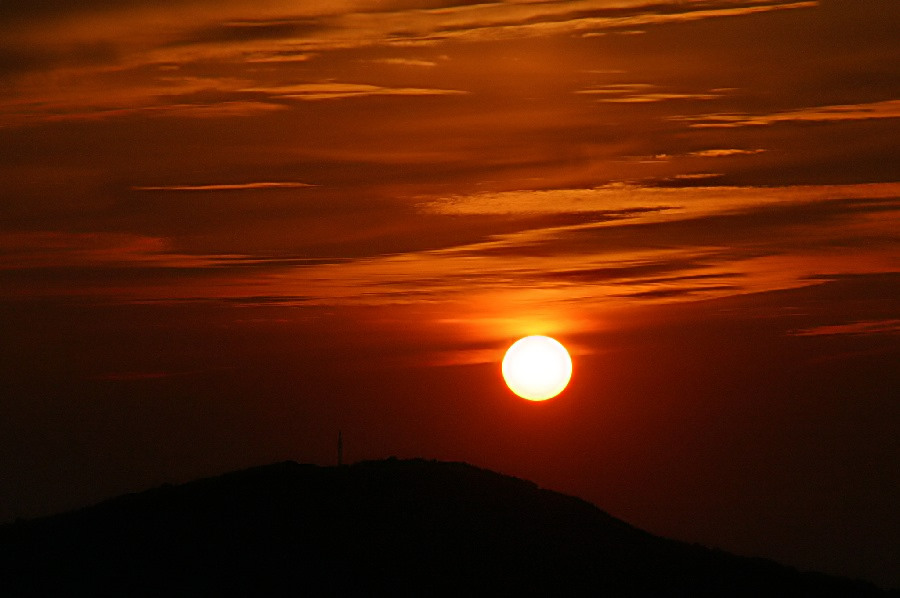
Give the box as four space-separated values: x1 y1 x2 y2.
0 458 894 596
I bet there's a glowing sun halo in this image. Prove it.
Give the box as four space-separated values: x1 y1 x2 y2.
502 335 572 401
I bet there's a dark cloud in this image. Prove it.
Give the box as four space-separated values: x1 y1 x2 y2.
618 284 741 299
358 0 500 13
456 195 899 259
0 41 118 76
433 0 801 33
0 0 192 23
167 19 329 47
540 258 710 284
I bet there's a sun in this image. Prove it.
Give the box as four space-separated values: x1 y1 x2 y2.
502 335 572 401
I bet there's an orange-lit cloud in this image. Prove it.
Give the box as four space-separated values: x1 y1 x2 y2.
689 149 766 157
247 82 468 101
0 96 285 127
790 319 900 337
0 0 896 313
578 84 724 103
366 58 439 67
0 232 176 269
132 182 313 191
679 99 900 128
1 1 819 78
418 183 900 217
353 1 820 46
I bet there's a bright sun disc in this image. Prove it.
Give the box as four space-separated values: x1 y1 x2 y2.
502 335 572 401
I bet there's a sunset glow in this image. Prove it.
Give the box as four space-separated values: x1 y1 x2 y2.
0 0 897 589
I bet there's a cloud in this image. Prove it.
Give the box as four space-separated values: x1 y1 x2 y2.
0 72 462 126
4 0 820 67
154 101 286 118
14 101 285 126
167 19 327 47
85 367 230 381
419 182 900 218
0 230 357 274
536 259 745 287
0 0 817 129
242 51 313 63
3 180 894 307
277 182 895 307
576 83 725 103
0 231 200 270
576 84 654 95
415 1 818 44
690 149 767 157
0 0 199 22
132 182 314 191
1 0 894 316
307 181 892 308
670 173 722 180
599 94 722 103
0 41 119 76
0 66 285 126
87 371 181 382
616 284 740 299
678 99 900 128
366 58 438 67
790 319 900 337
245 82 467 100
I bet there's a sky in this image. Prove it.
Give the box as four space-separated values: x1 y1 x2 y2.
1 0 898 587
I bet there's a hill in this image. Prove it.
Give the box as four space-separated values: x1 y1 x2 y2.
0 458 893 596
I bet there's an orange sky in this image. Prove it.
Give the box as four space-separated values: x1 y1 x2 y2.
1 0 898 587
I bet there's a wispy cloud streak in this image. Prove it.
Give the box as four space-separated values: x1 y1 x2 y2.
678 99 900 128
791 319 900 337
577 84 723 103
248 82 468 100
419 183 900 217
132 182 313 191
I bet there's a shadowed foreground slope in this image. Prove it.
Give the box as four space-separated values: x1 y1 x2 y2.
0 459 893 596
